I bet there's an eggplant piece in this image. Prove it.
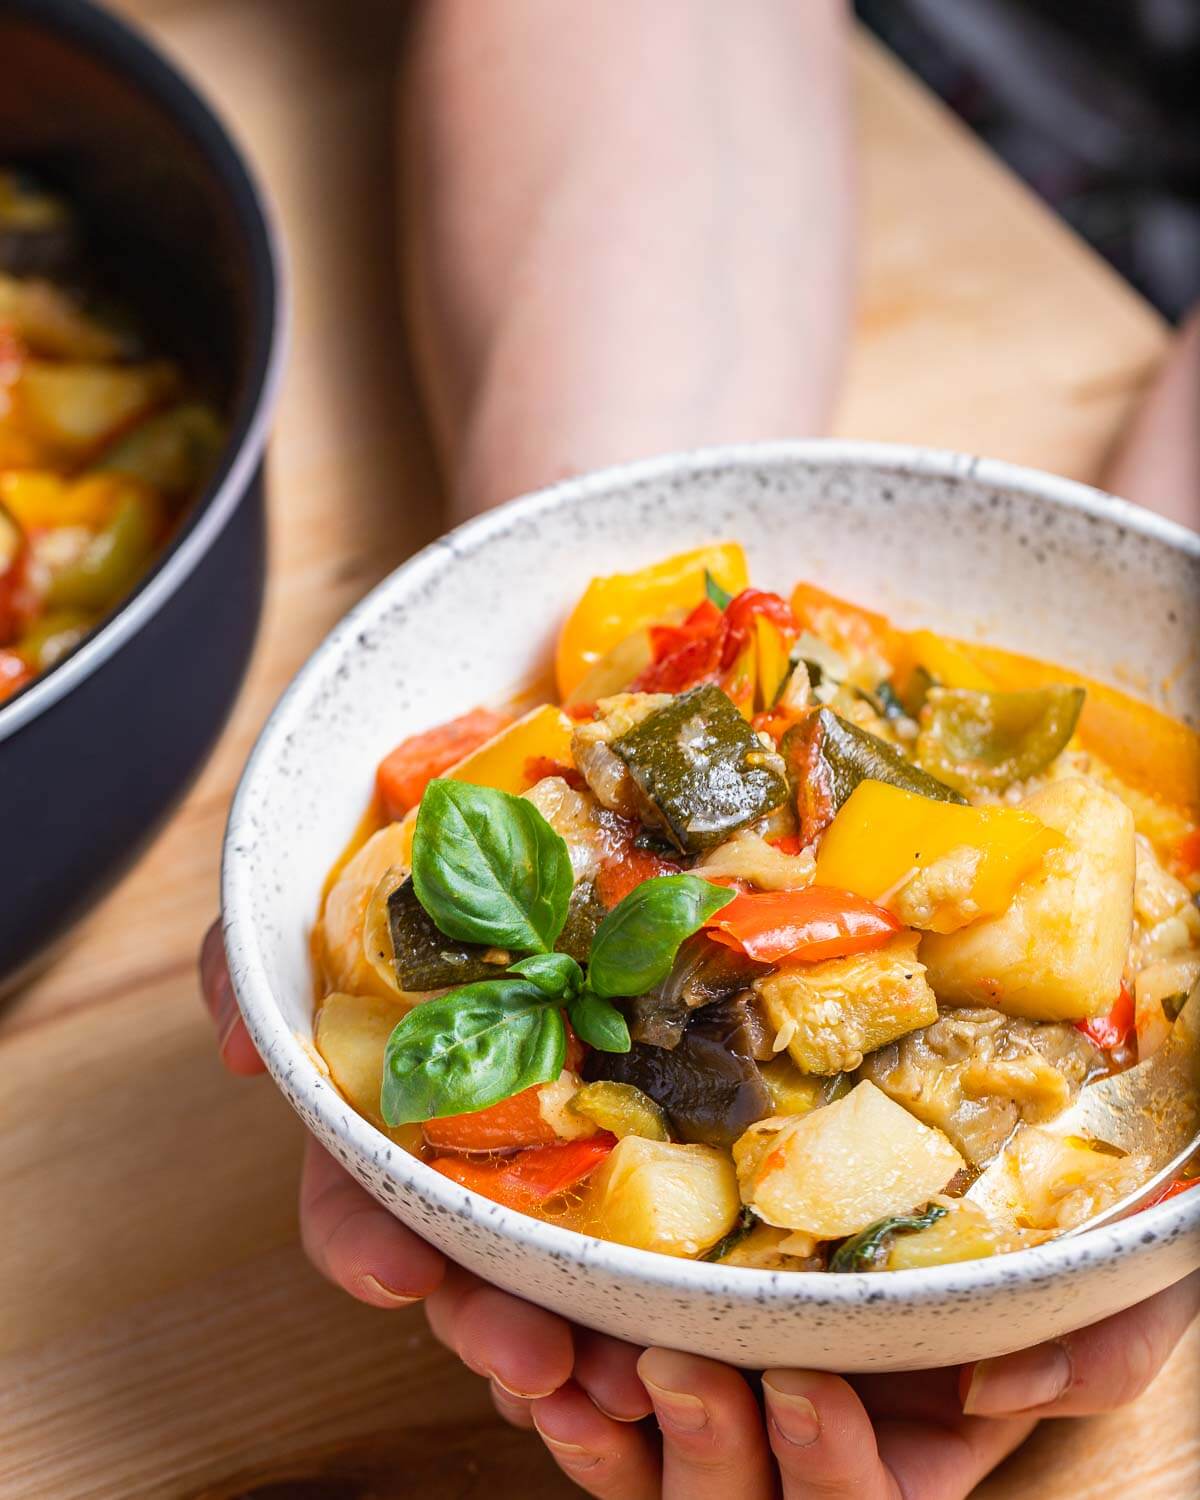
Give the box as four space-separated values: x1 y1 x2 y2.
689 991 776 1062
386 878 508 990
585 1030 773 1148
916 686 1086 794
627 933 763 1049
782 707 965 843
610 684 789 854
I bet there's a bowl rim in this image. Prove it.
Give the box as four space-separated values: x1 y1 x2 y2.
0 0 289 744
223 438 1200 1306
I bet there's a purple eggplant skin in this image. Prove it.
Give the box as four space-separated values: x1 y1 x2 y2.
584 1012 773 1148
627 933 765 1049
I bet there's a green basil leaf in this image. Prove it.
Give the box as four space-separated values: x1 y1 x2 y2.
828 1203 948 1273
412 779 574 953
568 991 631 1053
587 875 735 999
510 951 583 999
380 978 566 1125
704 569 734 610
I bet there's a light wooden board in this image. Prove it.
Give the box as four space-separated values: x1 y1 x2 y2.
2 4 1192 1496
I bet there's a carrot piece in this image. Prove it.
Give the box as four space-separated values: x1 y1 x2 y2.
375 706 512 821
430 1135 616 1212
422 1085 558 1153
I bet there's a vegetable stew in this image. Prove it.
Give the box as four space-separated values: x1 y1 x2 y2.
0 170 224 703
312 543 1200 1272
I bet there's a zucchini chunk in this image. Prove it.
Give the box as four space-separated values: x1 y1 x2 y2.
610 684 789 853
916 685 1085 794
386 877 509 990
782 707 964 843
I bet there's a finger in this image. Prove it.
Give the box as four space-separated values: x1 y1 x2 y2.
638 1348 774 1500
763 1370 895 1500
199 920 264 1076
963 1270 1200 1417
532 1380 661 1500
299 1138 444 1306
490 1379 535 1431
425 1262 574 1399
765 1370 1035 1500
574 1331 654 1422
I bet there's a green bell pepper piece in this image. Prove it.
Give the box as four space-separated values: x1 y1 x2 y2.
916 685 1086 793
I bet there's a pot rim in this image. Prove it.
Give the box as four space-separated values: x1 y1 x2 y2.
0 0 288 744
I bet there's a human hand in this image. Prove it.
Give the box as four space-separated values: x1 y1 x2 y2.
515 1273 1199 1497
198 920 652 1415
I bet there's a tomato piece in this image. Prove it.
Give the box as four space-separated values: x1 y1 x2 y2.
1174 828 1200 880
594 808 681 907
0 648 31 700
705 885 901 964
632 599 726 695
430 1134 616 1211
375 706 512 821
1142 1176 1200 1211
720 589 795 669
1075 984 1135 1052
768 833 806 856
523 754 586 791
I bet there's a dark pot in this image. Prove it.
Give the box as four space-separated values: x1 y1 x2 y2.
0 0 285 990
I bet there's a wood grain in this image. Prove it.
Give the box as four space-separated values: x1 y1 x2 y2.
1 4 1191 1497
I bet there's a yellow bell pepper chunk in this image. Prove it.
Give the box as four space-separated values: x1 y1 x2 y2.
0 469 131 530
902 629 996 692
754 613 791 711
393 704 575 865
555 542 747 700
814 780 1060 934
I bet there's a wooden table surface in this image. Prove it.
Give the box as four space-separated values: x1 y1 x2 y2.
2 3 1194 1497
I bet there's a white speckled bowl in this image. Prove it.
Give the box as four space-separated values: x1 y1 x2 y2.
223 442 1200 1372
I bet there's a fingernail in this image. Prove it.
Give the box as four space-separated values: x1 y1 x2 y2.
490 1371 558 1401
531 1415 601 1469
641 1375 709 1432
963 1343 1072 1415
360 1274 420 1308
593 1397 651 1424
763 1375 821 1446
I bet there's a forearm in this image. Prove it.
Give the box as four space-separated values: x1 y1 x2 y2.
400 0 854 519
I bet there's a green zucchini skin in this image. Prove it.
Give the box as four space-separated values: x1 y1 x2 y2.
388 874 604 989
784 707 965 842
828 1202 948 1273
611 684 789 854
386 878 506 990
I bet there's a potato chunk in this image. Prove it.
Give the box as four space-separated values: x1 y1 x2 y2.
921 779 1135 1020
586 1136 740 1257
315 991 408 1130
756 934 937 1074
733 1082 965 1239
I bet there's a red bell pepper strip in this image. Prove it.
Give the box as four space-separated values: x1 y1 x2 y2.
1075 984 1135 1052
375 706 512 821
705 885 901 964
631 589 797 698
430 1134 616 1212
720 588 796 670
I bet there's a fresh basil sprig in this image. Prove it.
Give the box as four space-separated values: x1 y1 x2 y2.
412 780 574 952
380 779 734 1126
